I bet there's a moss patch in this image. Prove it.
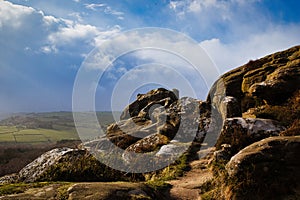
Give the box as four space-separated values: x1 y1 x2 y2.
144 154 189 182
0 182 51 196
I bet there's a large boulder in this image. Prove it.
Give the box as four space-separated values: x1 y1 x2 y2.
17 148 75 182
103 88 182 151
125 133 170 154
219 96 241 119
91 91 208 157
0 148 142 183
43 89 204 176
80 90 211 169
106 118 153 149
216 117 286 153
225 136 300 200
120 88 178 120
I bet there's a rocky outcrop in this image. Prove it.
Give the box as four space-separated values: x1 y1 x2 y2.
2 88 211 183
105 89 181 151
225 136 300 200
208 45 300 115
216 117 286 153
200 46 300 200
84 89 211 166
0 148 142 183
120 88 178 120
18 148 76 183
219 96 241 119
1 46 299 200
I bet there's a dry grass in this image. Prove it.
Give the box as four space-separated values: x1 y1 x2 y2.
254 90 300 127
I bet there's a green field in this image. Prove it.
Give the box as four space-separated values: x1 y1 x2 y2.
0 125 78 143
0 112 119 144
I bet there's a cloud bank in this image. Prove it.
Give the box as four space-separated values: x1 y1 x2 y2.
0 0 299 112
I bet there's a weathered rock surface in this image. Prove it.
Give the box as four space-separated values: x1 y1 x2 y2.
0 182 158 200
208 45 300 114
84 89 211 166
18 147 75 182
212 144 232 163
199 46 300 200
1 88 211 184
0 147 142 184
120 88 178 120
1 46 300 200
125 133 170 154
219 96 241 119
225 136 300 200
66 182 154 200
216 117 286 153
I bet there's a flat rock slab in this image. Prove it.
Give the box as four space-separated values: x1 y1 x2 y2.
67 182 150 200
0 182 152 200
0 183 66 200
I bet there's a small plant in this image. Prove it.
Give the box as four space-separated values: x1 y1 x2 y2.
201 188 218 200
0 182 51 196
0 183 26 195
146 179 171 191
144 154 189 182
56 183 72 200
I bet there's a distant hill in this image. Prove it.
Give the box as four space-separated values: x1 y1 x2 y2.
0 113 13 121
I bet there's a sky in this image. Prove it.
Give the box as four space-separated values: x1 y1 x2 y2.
0 0 300 112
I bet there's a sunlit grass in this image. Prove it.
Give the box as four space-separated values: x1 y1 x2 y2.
0 112 119 144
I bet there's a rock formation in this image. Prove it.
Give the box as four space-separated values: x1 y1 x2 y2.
0 147 143 184
84 89 212 167
0 46 299 200
225 136 300 199
216 117 285 153
208 45 300 114
203 45 300 199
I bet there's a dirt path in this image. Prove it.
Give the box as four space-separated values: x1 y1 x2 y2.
167 158 214 200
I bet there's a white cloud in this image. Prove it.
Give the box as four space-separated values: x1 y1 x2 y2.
68 12 83 22
169 0 226 15
167 0 300 74
188 1 202 13
84 3 124 18
0 1 37 29
170 0 261 15
0 1 59 54
84 3 106 11
94 25 121 46
43 14 60 26
48 22 99 45
200 24 300 72
0 1 123 55
46 22 122 53
40 45 57 54
104 6 124 16
167 0 264 35
110 64 202 111
169 1 186 17
81 29 218 104
87 29 219 84
0 1 36 28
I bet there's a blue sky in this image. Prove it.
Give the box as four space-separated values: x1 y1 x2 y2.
1 0 300 112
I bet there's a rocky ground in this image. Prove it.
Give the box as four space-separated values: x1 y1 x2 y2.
0 45 299 199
